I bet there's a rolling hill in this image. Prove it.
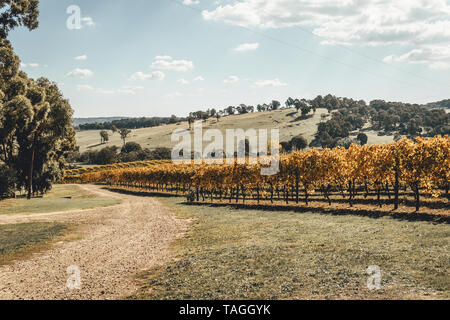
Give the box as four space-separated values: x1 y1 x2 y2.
75 108 394 152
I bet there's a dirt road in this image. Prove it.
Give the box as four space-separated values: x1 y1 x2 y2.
0 185 187 300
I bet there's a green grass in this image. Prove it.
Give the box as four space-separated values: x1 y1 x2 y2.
0 184 121 216
0 222 71 266
132 197 449 300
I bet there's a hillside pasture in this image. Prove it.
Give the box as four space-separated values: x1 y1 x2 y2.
76 108 393 152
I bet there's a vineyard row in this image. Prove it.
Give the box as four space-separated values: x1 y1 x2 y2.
64 136 449 211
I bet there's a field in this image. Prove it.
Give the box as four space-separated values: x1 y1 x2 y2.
0 185 121 216
75 108 395 152
131 195 449 300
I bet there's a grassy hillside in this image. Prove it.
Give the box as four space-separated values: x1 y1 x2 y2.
76 108 394 152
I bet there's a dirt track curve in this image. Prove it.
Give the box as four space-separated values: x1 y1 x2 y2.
0 185 187 300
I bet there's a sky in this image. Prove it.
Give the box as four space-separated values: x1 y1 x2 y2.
8 0 450 118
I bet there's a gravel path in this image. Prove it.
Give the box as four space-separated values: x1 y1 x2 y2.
0 185 187 300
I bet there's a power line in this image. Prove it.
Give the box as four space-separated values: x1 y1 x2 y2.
287 22 446 88
168 0 446 95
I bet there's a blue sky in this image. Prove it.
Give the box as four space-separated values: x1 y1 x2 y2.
8 0 450 117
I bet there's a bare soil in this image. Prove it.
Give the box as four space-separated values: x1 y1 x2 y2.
0 185 187 300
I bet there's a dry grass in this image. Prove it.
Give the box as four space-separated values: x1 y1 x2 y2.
76 108 395 153
0 184 121 216
0 222 79 266
131 195 449 300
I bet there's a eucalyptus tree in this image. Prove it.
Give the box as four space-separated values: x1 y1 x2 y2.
0 36 75 199
0 0 40 38
119 128 132 146
100 130 109 144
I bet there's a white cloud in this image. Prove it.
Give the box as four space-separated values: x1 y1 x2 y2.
97 89 116 95
166 91 183 99
177 78 190 85
223 75 239 83
193 76 205 81
122 85 144 90
67 68 93 78
183 0 200 5
76 84 94 91
233 42 259 52
75 55 87 61
81 17 96 28
151 56 194 72
116 89 136 95
155 55 172 60
203 0 450 69
383 46 450 69
77 84 138 95
129 71 166 81
21 62 39 68
253 78 287 87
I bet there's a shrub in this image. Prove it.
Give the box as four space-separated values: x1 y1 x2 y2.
357 133 368 145
0 165 17 199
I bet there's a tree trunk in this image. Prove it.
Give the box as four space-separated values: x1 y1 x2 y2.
27 147 35 200
348 181 353 207
256 186 260 204
377 186 382 208
304 185 309 205
414 184 420 212
394 160 399 210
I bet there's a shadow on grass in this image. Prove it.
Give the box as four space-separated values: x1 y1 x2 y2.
87 142 107 149
309 197 450 210
290 114 313 122
103 187 449 224
103 187 183 199
183 202 449 224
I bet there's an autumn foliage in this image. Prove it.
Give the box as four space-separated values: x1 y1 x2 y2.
64 136 449 211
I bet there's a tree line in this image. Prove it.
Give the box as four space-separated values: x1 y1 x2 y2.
77 115 185 131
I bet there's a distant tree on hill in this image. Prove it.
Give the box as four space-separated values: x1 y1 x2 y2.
119 129 132 146
121 142 142 154
188 116 194 130
357 133 368 145
236 104 248 114
285 97 295 108
169 115 178 124
96 146 118 165
151 147 172 160
226 106 235 115
271 100 281 110
289 135 308 151
283 135 308 152
100 130 109 144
